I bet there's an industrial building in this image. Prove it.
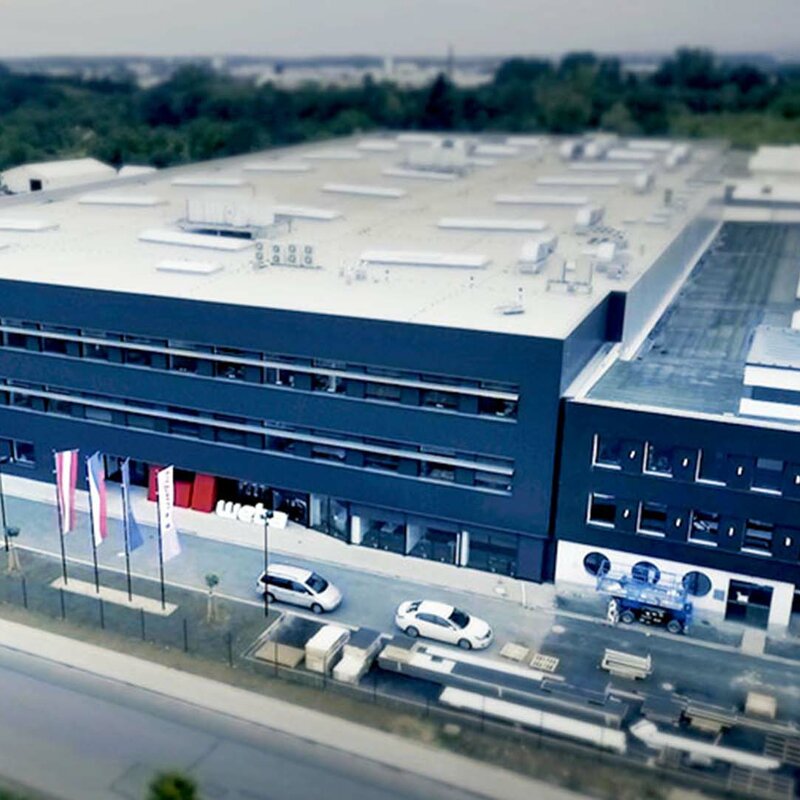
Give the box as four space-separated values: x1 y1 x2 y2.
9 132 799 629
556 145 800 630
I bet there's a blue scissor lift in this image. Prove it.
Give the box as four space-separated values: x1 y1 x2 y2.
597 568 694 635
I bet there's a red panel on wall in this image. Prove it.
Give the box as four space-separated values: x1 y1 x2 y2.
174 480 193 508
147 465 162 502
192 473 217 513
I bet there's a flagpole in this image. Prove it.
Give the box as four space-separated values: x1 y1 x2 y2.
86 457 101 595
156 480 166 610
121 472 133 603
264 511 269 617
52 451 69 585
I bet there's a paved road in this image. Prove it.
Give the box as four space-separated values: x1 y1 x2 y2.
0 643 484 800
7 493 800 724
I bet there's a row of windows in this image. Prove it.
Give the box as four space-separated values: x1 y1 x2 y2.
0 381 514 495
0 320 519 421
0 437 36 467
592 434 800 497
587 492 796 558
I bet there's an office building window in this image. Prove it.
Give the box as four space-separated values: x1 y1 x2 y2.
593 434 622 469
682 571 712 597
638 501 667 536
631 561 660 584
689 510 719 546
467 531 517 576
697 449 727 485
587 493 616 527
420 461 456 482
644 443 673 476
12 440 35 466
420 389 459 411
477 396 517 419
583 551 610 577
752 457 783 495
743 520 773 555
364 382 402 403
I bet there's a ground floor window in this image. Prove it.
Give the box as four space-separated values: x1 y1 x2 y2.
466 531 518 576
407 523 459 564
356 509 406 554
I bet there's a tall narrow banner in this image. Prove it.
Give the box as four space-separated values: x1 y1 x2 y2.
54 449 79 535
121 458 144 552
86 451 108 547
157 465 181 561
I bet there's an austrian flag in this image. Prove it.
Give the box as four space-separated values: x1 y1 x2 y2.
54 449 79 535
86 452 108 547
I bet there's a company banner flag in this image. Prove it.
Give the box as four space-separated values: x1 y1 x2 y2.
157 465 181 561
54 449 79 535
121 458 144 552
86 451 108 547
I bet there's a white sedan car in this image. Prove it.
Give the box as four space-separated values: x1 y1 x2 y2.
394 600 493 650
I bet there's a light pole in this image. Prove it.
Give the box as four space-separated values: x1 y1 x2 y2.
0 455 10 553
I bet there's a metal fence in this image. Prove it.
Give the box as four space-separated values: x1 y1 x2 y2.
0 547 791 800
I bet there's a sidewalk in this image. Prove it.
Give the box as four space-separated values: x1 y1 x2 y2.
0 616 582 800
4 474 555 609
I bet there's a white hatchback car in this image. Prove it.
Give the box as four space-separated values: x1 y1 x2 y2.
257 564 342 614
394 600 493 650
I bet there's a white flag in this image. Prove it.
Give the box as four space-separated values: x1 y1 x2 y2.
156 466 181 562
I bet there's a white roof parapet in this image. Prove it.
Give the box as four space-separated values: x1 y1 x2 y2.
156 259 224 275
537 175 621 187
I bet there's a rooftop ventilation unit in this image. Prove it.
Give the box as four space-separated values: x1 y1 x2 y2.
359 250 489 269
438 217 548 233
582 241 630 280
269 242 319 269
179 199 279 239
558 140 584 161
495 193 589 207
574 205 605 231
139 229 255 251
626 139 674 152
79 193 166 207
396 133 441 145
382 167 456 182
518 235 558 274
506 136 547 148
243 161 312 173
405 138 470 175
322 183 406 198
0 218 58 232
633 171 655 194
156 259 224 275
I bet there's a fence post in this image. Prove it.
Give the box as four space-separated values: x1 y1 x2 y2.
59 588 66 620
140 608 146 641
182 618 189 653
21 576 27 609
98 598 105 629
227 631 233 667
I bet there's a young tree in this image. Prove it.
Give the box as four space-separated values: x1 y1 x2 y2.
148 772 198 800
205 573 220 624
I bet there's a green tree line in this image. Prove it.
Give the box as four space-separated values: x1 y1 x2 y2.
1 48 799 172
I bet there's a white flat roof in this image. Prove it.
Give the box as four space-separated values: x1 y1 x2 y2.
0 134 722 340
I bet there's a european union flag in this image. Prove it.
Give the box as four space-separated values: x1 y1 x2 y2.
121 458 145 552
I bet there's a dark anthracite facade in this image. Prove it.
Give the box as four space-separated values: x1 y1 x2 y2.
0 279 612 582
558 400 800 584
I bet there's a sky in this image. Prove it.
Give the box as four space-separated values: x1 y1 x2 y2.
0 0 796 59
